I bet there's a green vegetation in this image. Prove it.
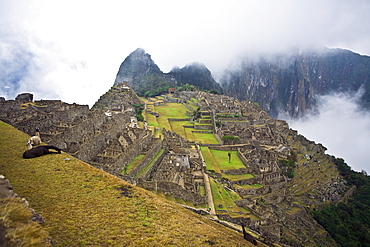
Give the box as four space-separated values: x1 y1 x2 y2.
279 151 297 178
143 100 219 144
177 83 197 91
192 132 219 144
223 173 255 182
200 147 221 173
203 89 220 95
236 184 263 190
209 178 243 215
157 103 188 118
201 148 252 182
124 154 146 175
221 135 240 145
135 149 165 179
0 121 248 246
192 107 201 120
208 150 245 170
134 74 173 97
132 103 144 121
313 158 370 247
169 121 188 137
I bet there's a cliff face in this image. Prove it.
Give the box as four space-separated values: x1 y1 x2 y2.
220 49 370 118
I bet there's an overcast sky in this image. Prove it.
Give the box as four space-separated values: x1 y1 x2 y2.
1 0 370 172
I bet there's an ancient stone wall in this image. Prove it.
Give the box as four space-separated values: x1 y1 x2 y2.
50 113 131 162
137 181 207 206
194 124 212 130
130 139 163 178
143 149 168 180
104 133 155 176
168 118 190 121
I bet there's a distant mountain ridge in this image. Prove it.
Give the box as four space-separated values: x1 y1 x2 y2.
220 48 370 118
114 48 222 97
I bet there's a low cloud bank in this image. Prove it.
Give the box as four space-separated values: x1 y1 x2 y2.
281 91 370 173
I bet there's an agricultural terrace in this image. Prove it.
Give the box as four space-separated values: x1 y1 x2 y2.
200 147 254 181
209 177 254 218
123 154 145 175
142 97 219 144
135 149 165 179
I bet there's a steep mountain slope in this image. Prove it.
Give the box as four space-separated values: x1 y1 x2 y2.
220 48 370 118
114 48 173 97
168 62 223 94
114 49 222 97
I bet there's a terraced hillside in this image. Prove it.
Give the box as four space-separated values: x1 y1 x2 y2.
142 96 219 144
137 91 345 246
0 121 254 246
0 88 349 246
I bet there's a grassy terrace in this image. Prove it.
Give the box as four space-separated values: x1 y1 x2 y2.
169 120 189 137
0 121 250 246
201 147 255 182
209 177 251 217
200 147 221 173
124 154 146 175
290 154 337 195
234 184 263 190
192 132 219 144
135 149 165 179
155 102 189 118
209 149 246 170
142 97 219 144
224 173 255 182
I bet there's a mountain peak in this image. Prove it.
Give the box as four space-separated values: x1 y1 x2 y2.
114 48 163 85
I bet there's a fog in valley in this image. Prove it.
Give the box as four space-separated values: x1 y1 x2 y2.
281 90 370 173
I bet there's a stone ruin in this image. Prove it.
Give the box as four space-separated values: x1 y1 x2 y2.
0 88 350 246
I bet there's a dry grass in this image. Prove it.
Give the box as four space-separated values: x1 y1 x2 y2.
0 197 51 246
0 121 253 246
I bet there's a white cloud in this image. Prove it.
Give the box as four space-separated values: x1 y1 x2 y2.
1 0 370 171
283 91 370 173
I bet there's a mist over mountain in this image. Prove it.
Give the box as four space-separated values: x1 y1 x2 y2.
220 48 370 118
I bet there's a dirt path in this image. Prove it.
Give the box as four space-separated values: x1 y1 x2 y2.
203 172 218 218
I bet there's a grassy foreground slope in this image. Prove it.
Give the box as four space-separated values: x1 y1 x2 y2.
0 121 251 246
